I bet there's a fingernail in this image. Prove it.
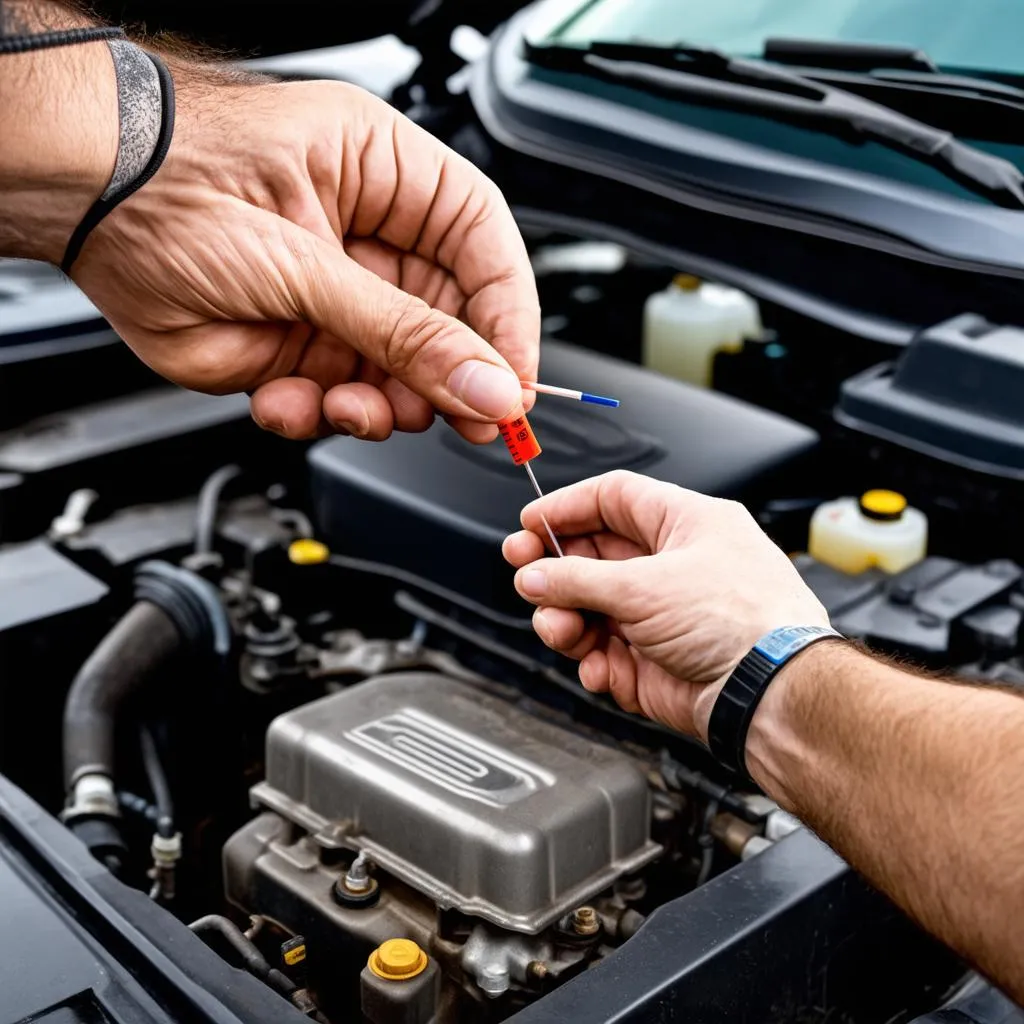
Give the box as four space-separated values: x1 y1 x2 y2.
520 569 547 596
533 608 554 645
448 361 520 419
337 418 367 438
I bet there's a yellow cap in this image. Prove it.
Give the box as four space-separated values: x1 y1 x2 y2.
859 489 907 521
368 939 428 981
672 273 701 291
288 539 330 565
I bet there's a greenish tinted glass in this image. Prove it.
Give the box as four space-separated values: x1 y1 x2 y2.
537 0 1024 197
551 0 1024 77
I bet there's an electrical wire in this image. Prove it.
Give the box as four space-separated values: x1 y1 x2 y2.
0 26 124 54
695 798 720 886
194 464 242 555
328 553 535 631
189 915 296 998
140 726 174 840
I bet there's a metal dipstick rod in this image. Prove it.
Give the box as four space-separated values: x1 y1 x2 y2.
498 381 621 561
524 460 565 558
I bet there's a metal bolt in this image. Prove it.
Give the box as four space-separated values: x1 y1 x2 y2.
344 852 371 893
570 906 600 937
527 960 549 982
479 963 510 998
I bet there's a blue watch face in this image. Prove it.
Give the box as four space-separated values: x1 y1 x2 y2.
754 626 834 665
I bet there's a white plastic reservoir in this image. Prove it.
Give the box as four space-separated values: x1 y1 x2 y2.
642 274 762 388
809 490 928 575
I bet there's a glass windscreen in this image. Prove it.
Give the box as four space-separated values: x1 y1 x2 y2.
550 0 1024 77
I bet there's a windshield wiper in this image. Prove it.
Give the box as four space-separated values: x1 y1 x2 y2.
763 39 1024 102
763 39 938 74
760 38 1024 142
524 39 1024 210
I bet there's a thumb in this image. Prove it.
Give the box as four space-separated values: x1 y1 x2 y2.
291 232 523 423
514 556 643 618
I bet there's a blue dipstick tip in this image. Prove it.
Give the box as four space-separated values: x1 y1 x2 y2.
581 393 620 408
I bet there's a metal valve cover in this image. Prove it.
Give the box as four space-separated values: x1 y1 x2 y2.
250 673 660 933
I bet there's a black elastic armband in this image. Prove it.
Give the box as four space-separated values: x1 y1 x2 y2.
61 50 175 275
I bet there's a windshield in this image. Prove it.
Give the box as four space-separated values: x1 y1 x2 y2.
551 0 1024 78
530 0 1024 204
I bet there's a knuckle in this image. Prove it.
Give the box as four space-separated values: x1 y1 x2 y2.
382 294 447 376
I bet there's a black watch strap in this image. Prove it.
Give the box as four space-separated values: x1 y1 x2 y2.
708 625 842 777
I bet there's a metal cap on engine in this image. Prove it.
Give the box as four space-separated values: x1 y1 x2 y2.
859 490 907 522
288 539 330 565
368 939 428 981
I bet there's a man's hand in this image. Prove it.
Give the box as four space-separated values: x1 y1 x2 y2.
0 13 540 442
502 470 828 739
73 78 539 443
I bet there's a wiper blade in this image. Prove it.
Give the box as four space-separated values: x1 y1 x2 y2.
770 67 1024 145
525 40 1024 210
765 38 1024 103
764 38 938 74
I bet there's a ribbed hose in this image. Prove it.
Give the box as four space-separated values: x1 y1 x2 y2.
63 601 182 788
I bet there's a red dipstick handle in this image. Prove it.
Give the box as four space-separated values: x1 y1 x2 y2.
498 410 542 466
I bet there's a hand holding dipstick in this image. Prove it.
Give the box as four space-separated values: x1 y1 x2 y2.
496 381 621 558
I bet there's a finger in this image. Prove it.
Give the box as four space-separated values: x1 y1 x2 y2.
350 111 540 386
322 382 395 441
286 229 523 426
579 648 611 693
345 238 466 318
520 470 712 551
532 607 601 660
381 378 435 433
250 377 325 439
443 413 500 445
503 530 546 568
514 555 644 619
605 635 642 714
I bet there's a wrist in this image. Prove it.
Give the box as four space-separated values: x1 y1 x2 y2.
744 639 851 807
0 40 117 262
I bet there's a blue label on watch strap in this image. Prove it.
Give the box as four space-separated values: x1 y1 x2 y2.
753 625 841 666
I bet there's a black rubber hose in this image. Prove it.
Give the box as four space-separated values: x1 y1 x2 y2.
63 601 182 788
140 726 174 839
188 916 296 998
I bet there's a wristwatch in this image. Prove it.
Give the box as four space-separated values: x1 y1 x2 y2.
707 625 843 777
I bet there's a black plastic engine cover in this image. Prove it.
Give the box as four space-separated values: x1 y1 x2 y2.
309 341 818 611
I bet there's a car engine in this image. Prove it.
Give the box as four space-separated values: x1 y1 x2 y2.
6 26 1024 1011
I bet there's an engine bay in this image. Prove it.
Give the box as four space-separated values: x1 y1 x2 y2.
3 226 1023 1022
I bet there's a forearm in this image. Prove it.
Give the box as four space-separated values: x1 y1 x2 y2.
748 642 1024 998
0 2 117 261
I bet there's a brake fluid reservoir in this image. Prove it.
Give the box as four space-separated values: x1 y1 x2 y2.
642 275 760 387
809 490 928 575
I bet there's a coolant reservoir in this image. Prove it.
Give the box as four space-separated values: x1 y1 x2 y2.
642 275 761 387
702 282 763 344
809 490 928 575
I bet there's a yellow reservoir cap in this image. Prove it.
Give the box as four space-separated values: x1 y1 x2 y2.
672 273 701 291
288 539 330 565
859 489 907 521
368 939 428 981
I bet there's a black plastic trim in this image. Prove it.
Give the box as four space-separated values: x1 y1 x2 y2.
473 5 1024 277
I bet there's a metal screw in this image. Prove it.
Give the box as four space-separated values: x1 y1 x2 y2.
527 960 549 982
344 852 371 893
479 963 509 998
570 906 600 937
